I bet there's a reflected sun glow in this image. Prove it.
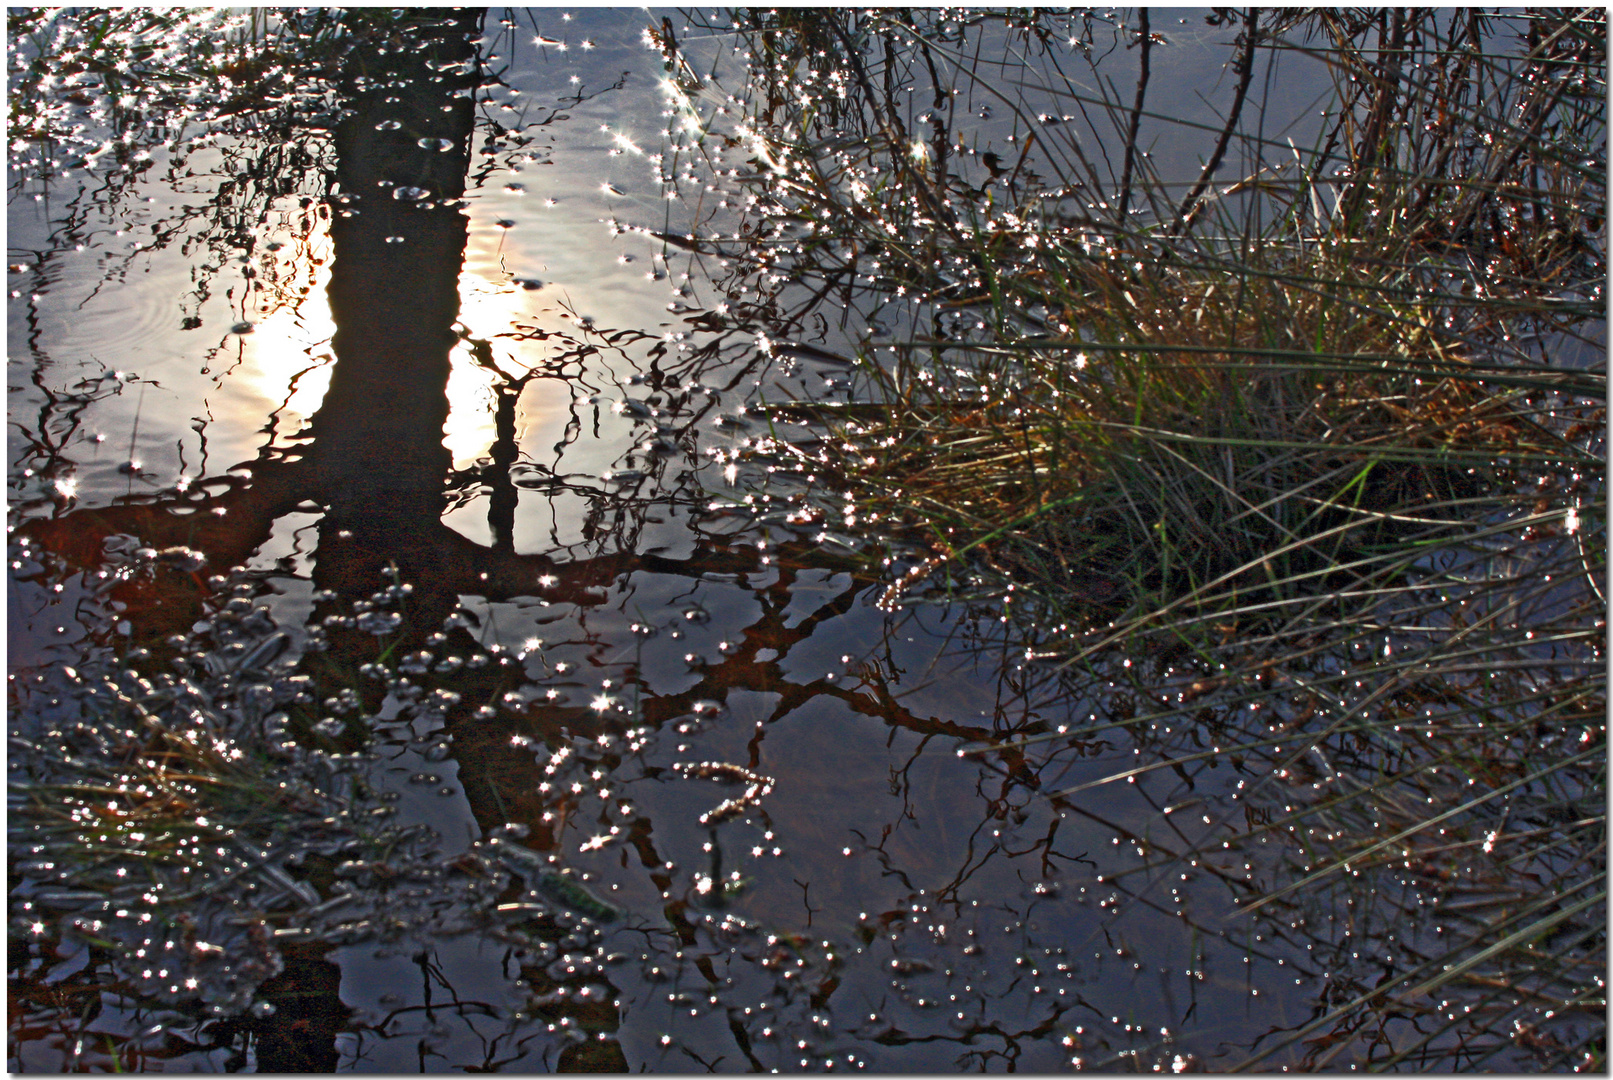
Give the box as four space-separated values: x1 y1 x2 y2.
230 215 558 473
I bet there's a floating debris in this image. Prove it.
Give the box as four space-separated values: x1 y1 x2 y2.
673 760 775 824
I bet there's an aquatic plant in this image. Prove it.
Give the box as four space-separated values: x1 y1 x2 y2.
5 568 627 1029
653 8 1606 1068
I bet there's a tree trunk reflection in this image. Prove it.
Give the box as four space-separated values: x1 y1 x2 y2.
310 9 474 621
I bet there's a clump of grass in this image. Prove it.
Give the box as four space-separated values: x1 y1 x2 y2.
7 573 538 1017
656 8 1605 1067
669 9 1603 633
809 248 1575 626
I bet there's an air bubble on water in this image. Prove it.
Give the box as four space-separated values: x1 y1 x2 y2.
230 322 254 334
355 610 402 635
394 186 430 201
418 137 455 151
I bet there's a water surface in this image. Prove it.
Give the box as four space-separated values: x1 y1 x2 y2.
9 9 1600 1072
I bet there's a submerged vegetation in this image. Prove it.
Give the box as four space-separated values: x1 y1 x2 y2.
653 8 1606 1068
11 574 522 1016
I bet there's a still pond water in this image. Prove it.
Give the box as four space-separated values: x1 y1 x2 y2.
7 9 1593 1072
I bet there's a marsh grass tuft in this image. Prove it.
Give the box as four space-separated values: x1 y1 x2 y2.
659 8 1605 1067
